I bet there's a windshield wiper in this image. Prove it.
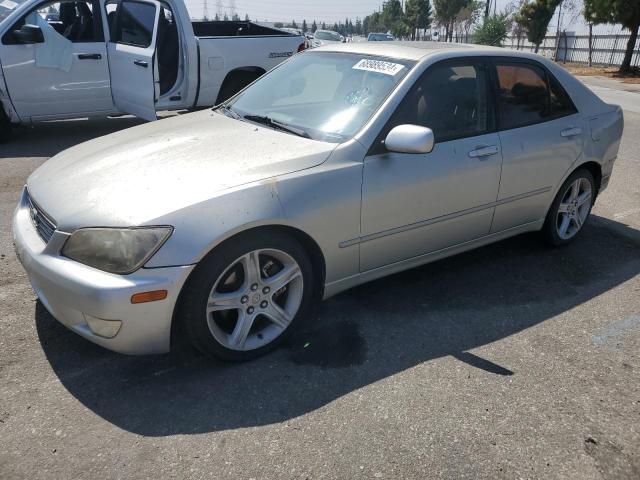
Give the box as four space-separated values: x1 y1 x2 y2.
243 115 311 139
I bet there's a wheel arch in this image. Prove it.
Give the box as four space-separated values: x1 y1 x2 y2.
577 161 603 196
215 66 267 104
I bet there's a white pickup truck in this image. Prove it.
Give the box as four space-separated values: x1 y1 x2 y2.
0 0 305 139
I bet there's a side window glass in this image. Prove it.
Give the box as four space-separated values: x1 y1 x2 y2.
384 61 491 146
4 0 103 44
105 1 118 40
115 0 156 48
496 63 550 129
548 73 577 117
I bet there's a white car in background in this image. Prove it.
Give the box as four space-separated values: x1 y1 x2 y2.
312 29 343 47
0 0 305 140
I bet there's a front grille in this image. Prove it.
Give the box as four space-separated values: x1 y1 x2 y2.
26 191 56 244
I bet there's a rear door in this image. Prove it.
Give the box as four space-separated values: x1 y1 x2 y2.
489 58 584 232
107 0 159 120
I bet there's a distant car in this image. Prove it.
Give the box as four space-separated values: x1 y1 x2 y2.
431 31 440 41
44 13 59 21
14 43 623 361
312 29 343 47
367 32 393 41
279 27 302 36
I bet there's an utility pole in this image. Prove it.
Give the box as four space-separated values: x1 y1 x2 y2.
203 0 209 20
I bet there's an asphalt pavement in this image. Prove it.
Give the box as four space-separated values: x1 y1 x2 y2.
0 77 639 479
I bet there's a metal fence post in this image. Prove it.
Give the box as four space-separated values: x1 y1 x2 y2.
610 35 619 66
589 23 593 66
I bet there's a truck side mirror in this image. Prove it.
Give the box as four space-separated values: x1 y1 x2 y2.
13 24 44 44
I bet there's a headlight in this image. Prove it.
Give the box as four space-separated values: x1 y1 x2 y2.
61 227 173 274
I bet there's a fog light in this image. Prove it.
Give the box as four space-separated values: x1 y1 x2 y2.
83 314 122 339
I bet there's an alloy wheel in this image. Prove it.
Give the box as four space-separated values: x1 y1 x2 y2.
556 177 592 240
206 248 304 351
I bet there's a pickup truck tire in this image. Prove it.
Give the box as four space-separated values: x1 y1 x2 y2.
177 230 317 362
0 107 13 143
216 69 264 104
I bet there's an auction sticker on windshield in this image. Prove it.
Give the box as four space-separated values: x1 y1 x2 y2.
352 59 405 76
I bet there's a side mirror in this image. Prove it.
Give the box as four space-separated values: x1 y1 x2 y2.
13 24 44 44
384 124 434 154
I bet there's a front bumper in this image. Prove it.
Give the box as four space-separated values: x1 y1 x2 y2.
12 188 194 354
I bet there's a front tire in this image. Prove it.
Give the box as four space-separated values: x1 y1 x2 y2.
542 169 595 246
177 231 317 362
0 107 13 143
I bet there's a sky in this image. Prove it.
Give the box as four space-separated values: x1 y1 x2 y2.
184 0 627 34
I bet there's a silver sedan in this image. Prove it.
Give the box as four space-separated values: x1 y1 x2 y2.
13 43 623 361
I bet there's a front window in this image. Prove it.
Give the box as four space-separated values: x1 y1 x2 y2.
314 30 341 41
225 52 414 142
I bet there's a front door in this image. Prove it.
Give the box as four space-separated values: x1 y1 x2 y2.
0 0 112 120
361 59 502 271
106 0 160 121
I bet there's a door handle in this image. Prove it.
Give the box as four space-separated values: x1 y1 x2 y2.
468 145 498 158
78 53 102 60
561 127 582 137
134 59 148 68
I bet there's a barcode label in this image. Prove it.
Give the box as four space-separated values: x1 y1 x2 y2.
352 59 405 76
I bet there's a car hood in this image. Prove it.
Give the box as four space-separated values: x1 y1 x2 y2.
27 110 337 230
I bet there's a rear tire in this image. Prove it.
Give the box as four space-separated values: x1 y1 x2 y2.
0 106 13 143
177 230 317 362
542 169 595 246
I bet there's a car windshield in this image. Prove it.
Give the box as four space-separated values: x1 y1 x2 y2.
225 52 414 143
315 31 341 41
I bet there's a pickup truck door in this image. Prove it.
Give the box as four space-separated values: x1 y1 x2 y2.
0 0 113 120
106 0 160 121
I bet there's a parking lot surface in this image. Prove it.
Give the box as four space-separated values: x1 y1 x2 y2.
1 80 639 479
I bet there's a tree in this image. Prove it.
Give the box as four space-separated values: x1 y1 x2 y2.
584 0 640 72
302 19 308 33
291 19 298 28
514 0 561 53
274 22 284 28
321 22 326 29
474 12 509 45
453 0 482 41
244 13 249 21
311 20 317 33
434 0 470 41
405 0 432 40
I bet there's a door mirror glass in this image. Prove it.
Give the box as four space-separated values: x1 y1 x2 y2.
384 124 434 154
13 24 44 44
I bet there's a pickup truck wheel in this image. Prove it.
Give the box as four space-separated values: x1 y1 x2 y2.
0 107 13 143
542 169 595 246
178 231 317 362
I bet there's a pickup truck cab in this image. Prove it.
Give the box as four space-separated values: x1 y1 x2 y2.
0 0 305 138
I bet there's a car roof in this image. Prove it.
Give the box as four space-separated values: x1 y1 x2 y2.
311 41 521 61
